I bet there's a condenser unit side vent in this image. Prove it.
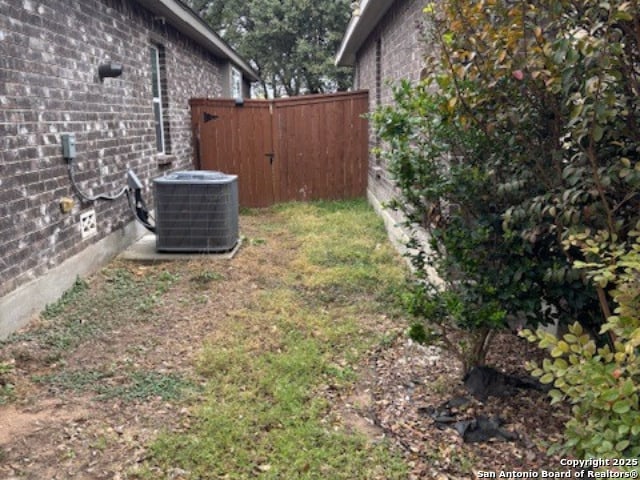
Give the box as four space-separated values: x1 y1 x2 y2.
154 171 239 253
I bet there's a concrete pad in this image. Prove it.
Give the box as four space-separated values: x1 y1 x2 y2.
118 234 242 261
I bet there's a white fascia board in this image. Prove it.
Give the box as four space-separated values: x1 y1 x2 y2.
336 0 395 66
136 0 260 82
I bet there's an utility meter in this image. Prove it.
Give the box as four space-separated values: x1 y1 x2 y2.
61 134 76 159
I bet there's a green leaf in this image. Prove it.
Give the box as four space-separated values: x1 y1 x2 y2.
593 124 604 142
601 389 620 402
621 379 635 396
551 342 569 357
549 389 563 404
599 440 614 453
569 323 584 336
613 10 633 21
612 399 631 414
553 358 568 370
563 333 578 343
615 440 630 452
540 373 555 384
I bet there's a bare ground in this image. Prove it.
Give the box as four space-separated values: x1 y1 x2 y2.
0 212 572 479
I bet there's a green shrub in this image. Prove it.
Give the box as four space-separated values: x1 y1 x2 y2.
522 233 640 460
373 0 639 376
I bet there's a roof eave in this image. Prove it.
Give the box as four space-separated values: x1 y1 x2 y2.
135 0 260 82
336 0 395 67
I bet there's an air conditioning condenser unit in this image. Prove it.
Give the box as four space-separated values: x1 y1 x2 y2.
154 170 239 252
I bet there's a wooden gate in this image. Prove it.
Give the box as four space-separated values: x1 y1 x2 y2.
190 91 369 208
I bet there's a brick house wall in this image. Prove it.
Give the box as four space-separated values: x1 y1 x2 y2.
353 0 430 216
336 0 430 229
0 0 254 336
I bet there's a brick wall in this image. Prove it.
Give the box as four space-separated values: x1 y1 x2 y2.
0 0 226 298
354 0 430 213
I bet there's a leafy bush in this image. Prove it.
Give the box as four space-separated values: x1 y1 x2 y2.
420 0 640 334
521 233 640 459
373 0 640 457
373 75 563 372
371 1 574 373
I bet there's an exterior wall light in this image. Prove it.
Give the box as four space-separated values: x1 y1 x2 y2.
98 63 123 81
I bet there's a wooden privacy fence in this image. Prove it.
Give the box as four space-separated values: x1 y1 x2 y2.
190 91 369 208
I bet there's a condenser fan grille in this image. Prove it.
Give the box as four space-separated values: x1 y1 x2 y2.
154 171 239 252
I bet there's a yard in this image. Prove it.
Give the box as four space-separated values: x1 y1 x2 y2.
0 200 570 479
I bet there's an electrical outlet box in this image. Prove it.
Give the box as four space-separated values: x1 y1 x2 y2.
61 134 76 159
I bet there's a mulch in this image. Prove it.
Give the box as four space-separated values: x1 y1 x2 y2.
364 331 579 479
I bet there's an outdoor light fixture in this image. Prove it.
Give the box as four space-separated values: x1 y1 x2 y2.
235 97 244 107
98 62 123 81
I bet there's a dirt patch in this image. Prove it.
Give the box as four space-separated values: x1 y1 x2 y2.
344 390 381 435
0 399 89 445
